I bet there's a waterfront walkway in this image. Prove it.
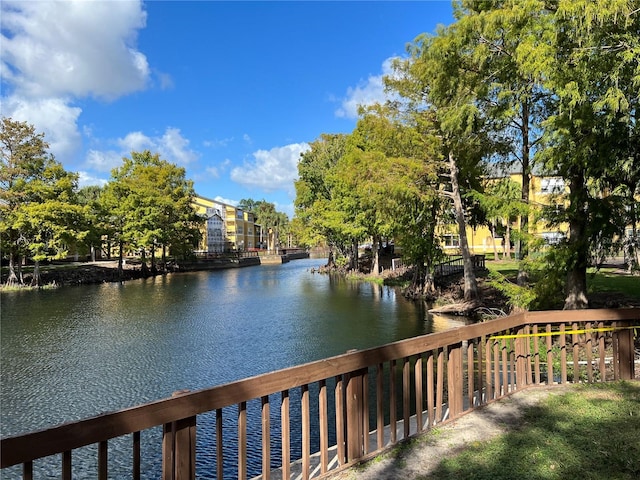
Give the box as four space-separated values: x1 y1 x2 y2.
323 385 572 480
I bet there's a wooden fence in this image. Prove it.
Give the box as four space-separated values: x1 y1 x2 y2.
1 309 638 479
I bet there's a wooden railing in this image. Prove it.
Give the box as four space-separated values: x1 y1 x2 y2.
2 309 638 479
434 254 485 278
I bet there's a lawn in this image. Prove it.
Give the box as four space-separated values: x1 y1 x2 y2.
423 381 640 480
485 260 640 302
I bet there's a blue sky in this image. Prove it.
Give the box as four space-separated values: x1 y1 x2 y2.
1 1 454 217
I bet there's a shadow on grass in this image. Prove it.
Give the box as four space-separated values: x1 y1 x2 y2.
420 382 640 480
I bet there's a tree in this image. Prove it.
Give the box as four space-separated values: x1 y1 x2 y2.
452 0 552 284
535 0 640 308
0 117 85 286
238 199 290 252
389 23 494 302
294 134 349 267
102 150 202 277
77 185 106 262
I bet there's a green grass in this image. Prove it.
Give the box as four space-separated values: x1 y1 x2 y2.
420 381 640 480
485 260 640 301
588 268 640 301
485 259 519 278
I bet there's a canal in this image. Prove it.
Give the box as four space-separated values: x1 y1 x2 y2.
1 258 468 477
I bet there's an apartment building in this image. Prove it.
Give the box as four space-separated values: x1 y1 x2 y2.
441 173 570 255
192 195 261 253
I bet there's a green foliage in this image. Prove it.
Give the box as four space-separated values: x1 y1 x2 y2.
1 117 87 285
487 269 537 311
102 150 202 269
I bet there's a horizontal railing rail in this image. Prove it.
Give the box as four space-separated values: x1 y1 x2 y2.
2 308 638 479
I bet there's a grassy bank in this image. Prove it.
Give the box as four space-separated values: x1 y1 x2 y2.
423 381 640 480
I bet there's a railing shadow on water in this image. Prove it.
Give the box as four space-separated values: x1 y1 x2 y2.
1 308 638 480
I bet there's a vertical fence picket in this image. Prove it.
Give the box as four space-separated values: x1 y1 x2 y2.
560 323 567 384
533 325 541 384
598 321 606 381
133 431 140 480
389 360 397 443
23 461 33 480
319 380 328 474
436 349 444 422
62 451 71 480
546 324 554 384
376 364 384 449
403 357 410 439
98 440 108 480
585 322 594 382
415 355 423 432
216 409 224 480
467 341 474 410
280 391 290 479
334 376 345 465
426 352 435 428
301 384 310 479
613 322 620 381
261 396 270 480
238 402 247 480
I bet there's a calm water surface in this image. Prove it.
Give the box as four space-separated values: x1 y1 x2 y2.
1 258 466 477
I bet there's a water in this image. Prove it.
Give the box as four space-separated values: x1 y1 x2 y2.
1 258 467 477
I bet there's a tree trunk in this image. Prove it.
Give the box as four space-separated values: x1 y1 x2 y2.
371 235 380 275
504 221 511 261
30 260 41 287
564 168 589 309
162 244 167 272
326 245 336 268
517 100 531 286
140 248 149 277
350 239 358 271
448 151 479 302
151 243 157 275
118 240 124 279
5 251 20 286
491 221 499 261
627 194 639 273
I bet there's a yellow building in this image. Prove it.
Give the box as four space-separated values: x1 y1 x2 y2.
441 173 570 256
192 195 261 253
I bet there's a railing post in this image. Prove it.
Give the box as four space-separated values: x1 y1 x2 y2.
616 324 634 380
163 390 196 480
345 367 367 462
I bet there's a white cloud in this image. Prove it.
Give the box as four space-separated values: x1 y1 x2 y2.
230 143 310 194
3 95 82 162
160 128 198 165
86 149 123 173
77 171 108 188
336 57 399 119
214 196 238 207
1 0 149 100
118 131 154 152
0 0 151 165
88 127 199 172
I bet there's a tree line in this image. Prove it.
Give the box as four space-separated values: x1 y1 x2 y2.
293 0 639 310
0 117 291 287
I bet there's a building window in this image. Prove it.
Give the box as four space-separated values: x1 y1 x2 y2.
540 177 565 194
540 232 564 245
442 234 460 247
